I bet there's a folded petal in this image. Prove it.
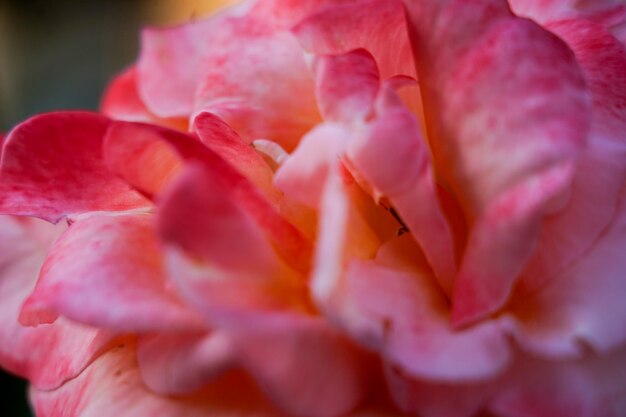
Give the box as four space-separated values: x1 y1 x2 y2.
19 213 204 333
312 49 380 123
192 18 320 150
100 66 187 129
30 343 283 417
137 315 372 417
159 164 310 317
293 0 415 78
404 0 590 324
0 112 148 222
104 122 312 272
192 112 279 201
508 185 626 357
0 216 112 389
335 256 511 382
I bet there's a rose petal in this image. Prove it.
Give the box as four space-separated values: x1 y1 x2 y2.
30 343 283 417
19 213 204 333
192 111 279 201
138 314 372 417
404 0 590 324
104 121 312 272
0 216 112 389
343 73 457 292
137 332 235 394
520 19 626 292
508 185 626 357
158 164 310 317
508 0 626 26
100 66 187 129
0 112 148 222
312 49 380 123
192 18 320 150
292 0 415 78
388 347 626 417
137 16 223 118
336 256 511 382
274 123 350 208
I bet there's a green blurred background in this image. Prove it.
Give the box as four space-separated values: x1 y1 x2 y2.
0 1 231 416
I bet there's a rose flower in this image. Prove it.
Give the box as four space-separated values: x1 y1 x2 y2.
1 0 625 416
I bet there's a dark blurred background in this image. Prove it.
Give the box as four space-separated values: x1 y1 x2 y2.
0 1 231 416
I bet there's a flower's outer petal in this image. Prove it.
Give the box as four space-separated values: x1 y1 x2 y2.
508 0 626 26
507 185 626 357
0 216 112 390
192 19 320 151
192 111 279 201
19 213 205 333
520 20 626 292
404 0 590 325
138 316 371 417
387 348 626 417
137 18 220 118
0 112 148 222
293 0 415 78
100 66 187 130
29 343 284 417
104 122 312 272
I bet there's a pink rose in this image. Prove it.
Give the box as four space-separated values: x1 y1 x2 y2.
1 0 625 416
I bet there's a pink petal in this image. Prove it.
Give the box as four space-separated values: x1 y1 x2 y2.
137 332 235 394
508 0 626 26
192 17 320 151
192 112 279 201
0 112 148 222
19 213 204 332
137 18 221 118
310 164 381 303
312 49 380 123
230 315 371 417
388 347 626 417
100 66 187 129
404 0 590 325
344 73 457 292
274 123 350 208
292 0 415 79
158 164 278 275
336 257 511 382
0 216 112 389
104 121 312 272
30 343 284 417
508 186 626 357
249 0 355 29
520 20 626 292
158 164 310 317
137 315 372 417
